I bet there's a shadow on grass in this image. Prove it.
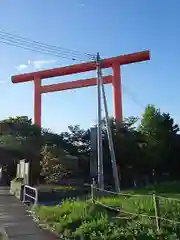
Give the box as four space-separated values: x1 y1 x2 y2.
125 181 180 197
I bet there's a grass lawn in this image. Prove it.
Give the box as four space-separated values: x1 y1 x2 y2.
32 181 180 239
35 184 77 191
125 181 180 199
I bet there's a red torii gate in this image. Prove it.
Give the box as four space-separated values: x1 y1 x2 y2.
11 50 150 127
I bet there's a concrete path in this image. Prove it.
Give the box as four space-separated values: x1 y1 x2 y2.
0 187 59 239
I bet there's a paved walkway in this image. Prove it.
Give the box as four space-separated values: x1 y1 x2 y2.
0 187 59 239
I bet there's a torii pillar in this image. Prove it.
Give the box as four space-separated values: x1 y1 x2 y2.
11 50 150 127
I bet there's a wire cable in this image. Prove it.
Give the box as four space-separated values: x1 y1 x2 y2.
95 200 180 225
0 29 95 59
92 184 180 202
0 29 96 61
122 84 145 110
93 186 151 198
157 195 180 203
90 184 180 226
0 38 76 60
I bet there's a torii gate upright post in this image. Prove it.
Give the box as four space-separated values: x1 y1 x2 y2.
11 50 150 128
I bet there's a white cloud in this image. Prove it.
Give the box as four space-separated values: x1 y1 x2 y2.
28 59 56 70
16 64 28 71
79 3 85 7
16 59 56 72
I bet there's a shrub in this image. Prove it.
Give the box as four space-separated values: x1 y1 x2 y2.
33 183 180 239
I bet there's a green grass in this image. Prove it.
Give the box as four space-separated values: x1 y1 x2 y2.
35 184 77 191
126 181 180 197
32 181 180 239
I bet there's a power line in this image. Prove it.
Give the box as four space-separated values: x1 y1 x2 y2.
0 29 96 61
122 84 145 110
0 37 82 61
0 29 95 60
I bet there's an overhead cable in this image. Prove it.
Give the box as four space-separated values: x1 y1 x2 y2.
0 29 96 61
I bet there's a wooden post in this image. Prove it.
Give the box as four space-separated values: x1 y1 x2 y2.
91 178 96 203
153 193 160 231
23 185 26 203
90 127 98 179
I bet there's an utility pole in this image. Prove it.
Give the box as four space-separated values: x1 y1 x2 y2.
96 52 104 189
98 54 120 192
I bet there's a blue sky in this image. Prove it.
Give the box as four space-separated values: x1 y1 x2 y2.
0 0 180 132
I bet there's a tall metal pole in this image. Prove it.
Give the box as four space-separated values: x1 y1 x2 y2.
96 52 104 189
99 56 120 192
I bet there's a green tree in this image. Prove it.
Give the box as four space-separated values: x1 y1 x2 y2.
60 125 90 179
0 116 42 183
0 116 40 137
139 104 179 176
102 117 143 187
0 116 41 157
60 125 90 156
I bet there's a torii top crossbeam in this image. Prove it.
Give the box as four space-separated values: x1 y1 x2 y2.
11 50 150 127
12 51 149 82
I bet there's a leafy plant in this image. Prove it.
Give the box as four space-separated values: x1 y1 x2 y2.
33 184 180 239
40 144 71 184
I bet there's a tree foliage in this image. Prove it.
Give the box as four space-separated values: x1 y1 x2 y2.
139 105 179 174
0 104 180 187
40 144 71 184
